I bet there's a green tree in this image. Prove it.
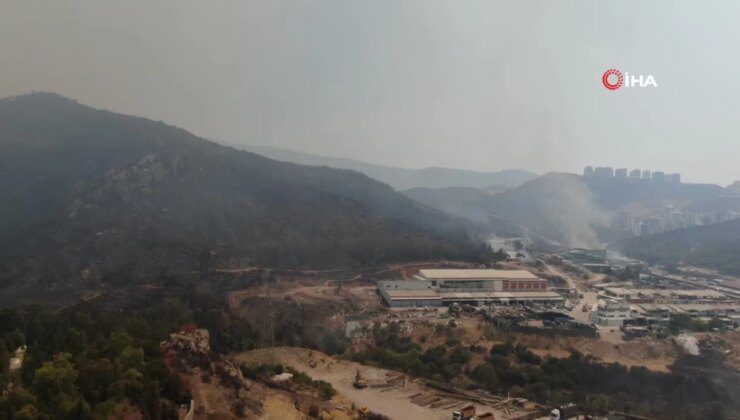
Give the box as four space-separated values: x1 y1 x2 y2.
112 368 145 405
0 385 37 418
77 357 116 406
32 353 81 418
118 347 145 371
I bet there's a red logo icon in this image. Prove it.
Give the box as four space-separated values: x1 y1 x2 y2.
602 69 623 90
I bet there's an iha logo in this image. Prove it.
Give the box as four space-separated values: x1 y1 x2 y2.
602 69 623 90
602 69 657 90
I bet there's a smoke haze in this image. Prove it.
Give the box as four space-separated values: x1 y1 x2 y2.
2 1 739 184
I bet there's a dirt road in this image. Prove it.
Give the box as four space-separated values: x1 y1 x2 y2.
568 291 598 324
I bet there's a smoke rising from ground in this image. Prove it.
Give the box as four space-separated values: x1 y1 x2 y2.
532 174 608 248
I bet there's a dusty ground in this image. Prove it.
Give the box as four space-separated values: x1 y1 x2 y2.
233 347 534 420
172 352 359 419
229 281 380 310
259 393 304 420
385 310 680 372
452 316 678 371
177 366 263 419
709 330 740 370
512 334 680 372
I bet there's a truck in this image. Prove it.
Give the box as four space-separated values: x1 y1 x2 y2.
549 403 577 420
472 413 494 420
452 404 476 420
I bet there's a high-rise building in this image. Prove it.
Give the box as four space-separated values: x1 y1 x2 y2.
594 167 614 178
584 166 680 183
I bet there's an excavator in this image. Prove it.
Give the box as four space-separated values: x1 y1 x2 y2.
353 369 368 389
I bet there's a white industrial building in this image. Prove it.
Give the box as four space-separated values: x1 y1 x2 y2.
379 269 562 308
590 301 631 326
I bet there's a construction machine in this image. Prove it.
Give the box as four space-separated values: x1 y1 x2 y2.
353 369 368 389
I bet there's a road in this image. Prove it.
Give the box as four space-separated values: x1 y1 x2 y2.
567 291 596 324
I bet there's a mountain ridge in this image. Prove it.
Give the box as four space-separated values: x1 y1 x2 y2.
404 172 732 249
0 92 490 292
619 218 740 275
230 144 536 190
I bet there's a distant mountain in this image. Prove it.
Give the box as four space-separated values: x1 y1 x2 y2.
490 174 726 246
482 173 610 247
405 173 728 249
232 144 536 190
403 174 608 248
402 186 525 237
619 219 740 275
580 176 724 210
0 93 489 291
727 180 740 195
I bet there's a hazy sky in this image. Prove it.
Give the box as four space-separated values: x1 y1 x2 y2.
2 1 739 184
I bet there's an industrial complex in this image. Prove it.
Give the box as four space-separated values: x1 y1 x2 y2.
589 282 740 327
378 269 563 308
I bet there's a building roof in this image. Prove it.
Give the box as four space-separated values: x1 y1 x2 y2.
384 289 442 300
443 291 562 300
604 287 727 299
671 289 726 298
633 303 740 315
417 269 538 280
721 279 740 291
597 300 630 310
383 288 562 301
604 287 636 296
677 303 740 312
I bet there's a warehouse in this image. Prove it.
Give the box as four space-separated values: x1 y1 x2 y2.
380 289 443 307
631 303 740 324
599 287 728 303
413 269 548 291
379 269 562 308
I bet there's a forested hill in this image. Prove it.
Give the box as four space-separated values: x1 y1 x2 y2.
0 93 488 290
621 218 740 275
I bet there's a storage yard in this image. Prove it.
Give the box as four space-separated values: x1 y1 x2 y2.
234 347 545 420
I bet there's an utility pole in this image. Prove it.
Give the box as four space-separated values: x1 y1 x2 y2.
264 269 275 348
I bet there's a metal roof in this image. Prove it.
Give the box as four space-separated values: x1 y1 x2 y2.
384 289 562 301
384 289 442 300
417 269 538 280
443 291 562 299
